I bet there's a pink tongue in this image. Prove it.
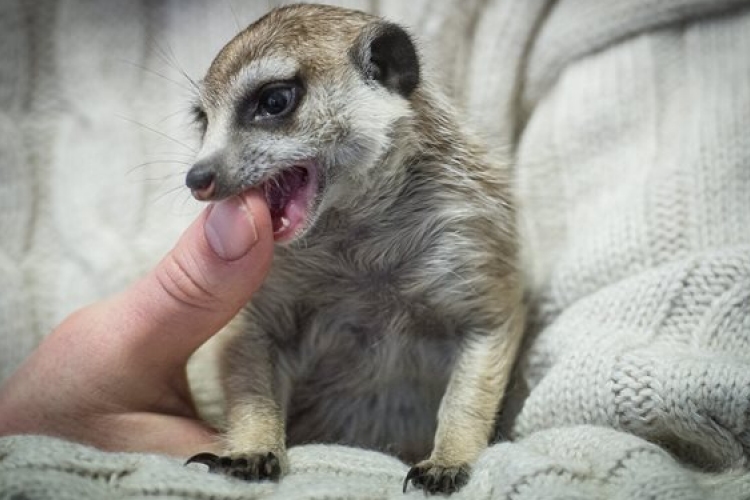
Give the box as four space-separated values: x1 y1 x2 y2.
264 167 308 234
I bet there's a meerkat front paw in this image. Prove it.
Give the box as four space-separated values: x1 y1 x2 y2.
403 460 470 495
186 451 283 481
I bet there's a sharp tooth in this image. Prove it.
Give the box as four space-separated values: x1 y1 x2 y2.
280 217 290 229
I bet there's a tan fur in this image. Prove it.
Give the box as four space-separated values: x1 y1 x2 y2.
188 4 525 494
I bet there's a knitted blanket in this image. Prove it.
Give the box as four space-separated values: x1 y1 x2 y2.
2 0 750 498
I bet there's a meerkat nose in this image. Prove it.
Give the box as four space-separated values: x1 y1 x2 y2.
186 161 217 201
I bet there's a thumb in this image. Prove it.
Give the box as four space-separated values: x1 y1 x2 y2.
113 189 274 369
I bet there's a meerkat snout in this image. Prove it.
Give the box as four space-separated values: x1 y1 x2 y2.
185 158 217 200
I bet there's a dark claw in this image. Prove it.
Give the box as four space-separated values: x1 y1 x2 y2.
262 452 282 479
185 451 281 482
403 466 421 493
403 462 470 495
185 452 221 471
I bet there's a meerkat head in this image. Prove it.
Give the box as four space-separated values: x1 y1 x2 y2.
186 4 420 242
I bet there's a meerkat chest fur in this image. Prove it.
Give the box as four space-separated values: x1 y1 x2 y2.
232 125 513 461
254 222 465 461
187 5 523 489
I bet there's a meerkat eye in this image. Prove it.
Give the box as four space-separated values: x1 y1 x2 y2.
254 82 301 120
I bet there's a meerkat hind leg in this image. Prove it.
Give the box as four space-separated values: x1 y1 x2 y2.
186 326 289 482
404 312 525 494
186 396 288 481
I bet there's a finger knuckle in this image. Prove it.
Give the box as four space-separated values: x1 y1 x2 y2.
155 252 220 312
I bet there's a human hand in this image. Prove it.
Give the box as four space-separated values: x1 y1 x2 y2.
0 190 274 457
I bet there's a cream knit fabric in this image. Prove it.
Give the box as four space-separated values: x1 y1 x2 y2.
1 0 750 498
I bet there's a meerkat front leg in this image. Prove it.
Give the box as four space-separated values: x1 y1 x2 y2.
404 311 525 494
187 334 289 481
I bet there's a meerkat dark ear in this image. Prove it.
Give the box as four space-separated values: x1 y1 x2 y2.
351 21 420 97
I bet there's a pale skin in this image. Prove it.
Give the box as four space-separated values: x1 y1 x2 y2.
0 190 274 457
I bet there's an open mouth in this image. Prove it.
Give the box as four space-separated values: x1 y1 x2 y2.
261 163 319 242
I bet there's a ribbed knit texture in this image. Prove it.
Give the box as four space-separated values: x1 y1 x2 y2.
2 0 750 498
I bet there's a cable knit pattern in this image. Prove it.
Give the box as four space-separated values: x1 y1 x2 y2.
1 0 750 498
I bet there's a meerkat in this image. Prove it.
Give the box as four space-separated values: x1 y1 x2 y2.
183 4 524 495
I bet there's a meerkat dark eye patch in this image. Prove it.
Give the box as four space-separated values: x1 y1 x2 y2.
351 21 420 98
191 103 208 134
257 83 298 118
240 80 303 125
